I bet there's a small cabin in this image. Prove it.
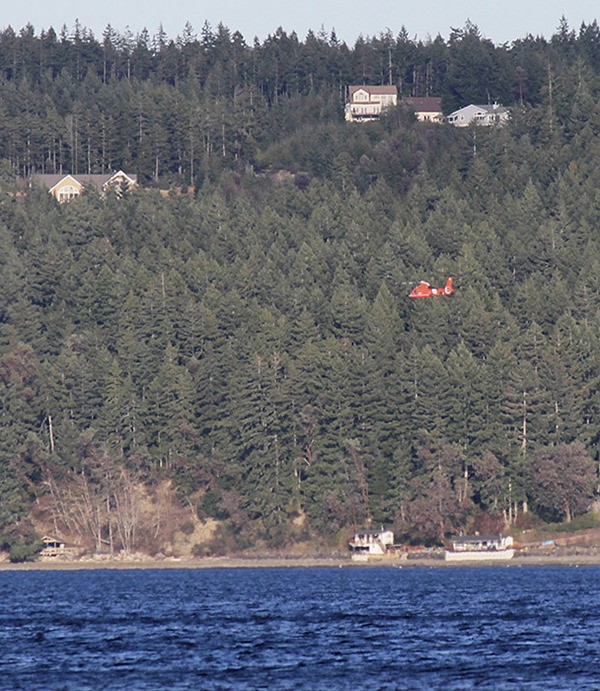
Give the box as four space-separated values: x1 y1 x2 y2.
40 535 66 558
349 529 394 555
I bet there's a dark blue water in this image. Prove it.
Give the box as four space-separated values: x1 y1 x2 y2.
1 565 599 689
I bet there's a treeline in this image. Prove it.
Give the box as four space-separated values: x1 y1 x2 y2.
1 19 600 557
1 18 600 183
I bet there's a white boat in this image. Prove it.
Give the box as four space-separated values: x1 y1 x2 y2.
445 534 514 562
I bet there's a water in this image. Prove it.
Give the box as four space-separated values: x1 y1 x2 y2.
1 565 599 689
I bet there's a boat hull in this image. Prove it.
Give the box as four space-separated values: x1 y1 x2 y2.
445 549 514 562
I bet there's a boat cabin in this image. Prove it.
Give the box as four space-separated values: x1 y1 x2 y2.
450 534 513 552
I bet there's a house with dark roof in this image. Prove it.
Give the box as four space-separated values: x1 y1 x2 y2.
405 96 443 123
31 170 137 203
345 85 398 122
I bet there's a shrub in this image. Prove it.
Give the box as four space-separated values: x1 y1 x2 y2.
180 521 195 535
9 540 43 563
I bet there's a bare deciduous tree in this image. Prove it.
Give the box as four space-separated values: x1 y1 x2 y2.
526 442 596 522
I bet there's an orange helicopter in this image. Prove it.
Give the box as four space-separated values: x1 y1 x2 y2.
409 276 454 299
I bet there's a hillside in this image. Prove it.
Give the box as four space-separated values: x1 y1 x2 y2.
1 20 600 560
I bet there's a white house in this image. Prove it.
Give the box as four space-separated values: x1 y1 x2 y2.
345 85 398 122
446 103 509 127
348 528 395 555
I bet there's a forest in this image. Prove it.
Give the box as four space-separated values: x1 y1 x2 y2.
1 17 600 559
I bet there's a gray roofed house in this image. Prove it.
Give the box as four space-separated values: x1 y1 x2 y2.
446 103 510 127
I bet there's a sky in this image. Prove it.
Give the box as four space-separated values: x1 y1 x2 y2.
2 0 598 45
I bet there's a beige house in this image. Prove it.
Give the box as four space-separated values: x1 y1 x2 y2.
31 170 137 203
405 96 443 123
345 85 398 122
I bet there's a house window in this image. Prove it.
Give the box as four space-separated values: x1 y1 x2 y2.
57 184 79 203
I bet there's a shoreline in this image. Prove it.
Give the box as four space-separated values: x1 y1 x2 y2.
2 552 600 571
